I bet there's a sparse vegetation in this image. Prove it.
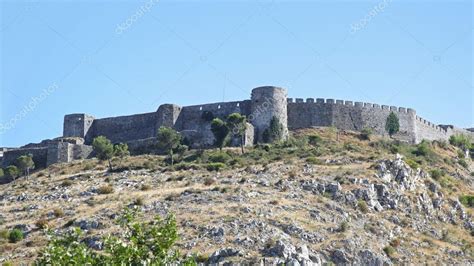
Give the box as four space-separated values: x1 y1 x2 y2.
383 246 396 258
211 118 230 151
358 200 369 213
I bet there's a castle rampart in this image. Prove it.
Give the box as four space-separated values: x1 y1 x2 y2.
2 86 473 169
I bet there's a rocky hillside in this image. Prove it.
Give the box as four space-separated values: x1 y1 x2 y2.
0 128 473 265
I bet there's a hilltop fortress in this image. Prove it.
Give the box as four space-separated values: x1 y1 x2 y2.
2 86 473 169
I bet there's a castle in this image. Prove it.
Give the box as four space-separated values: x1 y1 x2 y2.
1 86 473 169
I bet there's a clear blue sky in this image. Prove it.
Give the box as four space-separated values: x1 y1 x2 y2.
1 0 472 147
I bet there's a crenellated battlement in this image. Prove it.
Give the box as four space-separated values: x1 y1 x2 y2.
287 97 416 114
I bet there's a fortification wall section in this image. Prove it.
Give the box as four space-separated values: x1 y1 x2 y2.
287 98 417 142
415 116 450 143
91 112 158 144
1 147 48 168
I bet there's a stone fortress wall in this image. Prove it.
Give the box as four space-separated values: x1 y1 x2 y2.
2 86 473 168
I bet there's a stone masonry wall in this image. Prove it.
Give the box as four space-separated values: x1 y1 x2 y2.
2 147 48 169
287 98 417 143
90 112 158 144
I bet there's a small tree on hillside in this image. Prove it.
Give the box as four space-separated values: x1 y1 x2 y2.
93 136 115 171
113 143 130 168
227 113 247 154
5 165 19 183
157 127 182 166
262 116 284 143
385 112 400 138
211 118 230 151
15 154 35 181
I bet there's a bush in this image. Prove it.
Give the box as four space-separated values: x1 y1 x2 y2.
414 140 432 157
449 134 472 150
430 169 444 180
390 238 401 248
203 177 216 186
383 246 396 258
97 185 114 194
459 195 474 208
357 200 369 213
459 159 468 169
0 169 4 178
61 180 74 187
8 229 23 243
308 134 322 146
339 221 349 232
262 116 284 143
206 163 226 172
404 158 420 170
35 219 49 230
457 149 466 159
140 184 151 191
36 208 189 265
306 157 323 165
360 128 373 141
53 208 64 218
208 152 231 164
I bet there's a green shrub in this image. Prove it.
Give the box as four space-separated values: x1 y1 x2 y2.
36 208 190 265
459 159 468 169
262 116 284 143
206 163 226 172
308 134 322 146
0 168 4 178
306 157 323 165
339 221 349 232
404 158 420 170
360 128 373 141
35 219 49 230
208 152 231 164
8 229 23 243
449 134 472 150
357 200 369 213
430 169 444 180
459 195 474 208
383 246 396 258
414 140 432 157
457 149 466 159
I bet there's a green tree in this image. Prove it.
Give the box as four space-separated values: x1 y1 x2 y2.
0 168 4 179
385 112 400 138
211 118 230 151
113 143 130 168
157 127 182 166
227 113 247 154
35 208 190 265
15 154 35 181
5 165 19 183
262 116 284 143
92 136 115 171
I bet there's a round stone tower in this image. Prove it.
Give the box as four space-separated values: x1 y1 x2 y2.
250 86 288 142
